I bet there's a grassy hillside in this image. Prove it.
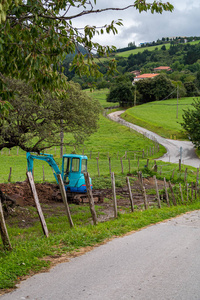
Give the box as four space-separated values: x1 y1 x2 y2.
116 40 200 58
0 113 165 183
116 43 171 58
84 88 115 108
92 40 200 63
92 44 171 62
0 91 198 185
121 97 197 139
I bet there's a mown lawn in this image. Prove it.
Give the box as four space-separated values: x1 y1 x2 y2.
122 97 198 139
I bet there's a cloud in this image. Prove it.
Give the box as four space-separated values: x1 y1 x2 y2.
70 1 200 49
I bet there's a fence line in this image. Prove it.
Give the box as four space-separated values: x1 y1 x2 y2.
1 156 199 184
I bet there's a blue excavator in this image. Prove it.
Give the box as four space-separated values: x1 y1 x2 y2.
26 152 98 203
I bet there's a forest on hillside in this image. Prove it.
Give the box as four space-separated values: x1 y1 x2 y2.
62 37 200 105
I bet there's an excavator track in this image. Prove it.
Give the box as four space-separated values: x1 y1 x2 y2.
66 190 104 204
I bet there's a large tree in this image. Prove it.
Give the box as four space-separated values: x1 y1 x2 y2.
0 78 101 152
0 0 174 113
107 74 134 107
135 74 175 103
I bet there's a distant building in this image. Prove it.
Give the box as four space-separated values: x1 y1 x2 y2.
153 66 171 72
133 73 159 82
130 70 141 77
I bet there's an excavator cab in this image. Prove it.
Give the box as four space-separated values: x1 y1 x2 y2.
26 152 92 194
62 154 90 193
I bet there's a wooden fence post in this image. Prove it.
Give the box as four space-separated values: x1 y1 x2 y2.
171 169 175 179
0 199 12 251
186 182 189 202
120 158 124 174
126 177 134 212
179 159 181 172
109 157 111 175
111 172 118 218
168 181 177 206
195 181 197 199
153 163 157 173
153 175 161 208
160 167 162 175
146 158 149 168
179 183 184 203
84 172 98 225
191 182 194 202
139 172 148 210
137 157 140 170
142 149 145 158
96 157 100 177
57 174 74 227
197 168 199 186
27 172 49 237
164 177 170 207
128 158 131 173
8 167 12 182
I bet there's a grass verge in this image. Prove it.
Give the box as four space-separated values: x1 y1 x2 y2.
1 202 200 290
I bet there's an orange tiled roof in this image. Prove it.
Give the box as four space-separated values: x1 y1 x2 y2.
154 66 171 71
135 73 159 79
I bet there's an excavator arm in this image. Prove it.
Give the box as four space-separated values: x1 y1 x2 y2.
26 152 61 180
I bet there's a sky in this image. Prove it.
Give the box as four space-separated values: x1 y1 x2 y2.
71 0 200 49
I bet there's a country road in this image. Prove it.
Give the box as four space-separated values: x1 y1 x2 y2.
1 211 200 300
108 110 200 168
1 110 200 300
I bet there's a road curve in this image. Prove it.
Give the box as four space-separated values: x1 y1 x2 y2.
108 110 200 168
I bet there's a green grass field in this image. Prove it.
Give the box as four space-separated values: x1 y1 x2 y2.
0 113 165 183
122 97 197 139
116 40 200 58
116 43 171 58
85 88 114 108
92 44 171 62
0 91 198 184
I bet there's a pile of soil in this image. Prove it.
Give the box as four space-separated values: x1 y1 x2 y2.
0 177 166 226
0 181 60 206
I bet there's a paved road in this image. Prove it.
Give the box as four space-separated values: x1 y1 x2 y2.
108 111 200 168
1 210 200 300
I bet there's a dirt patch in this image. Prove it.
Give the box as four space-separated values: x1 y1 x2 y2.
0 177 166 227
